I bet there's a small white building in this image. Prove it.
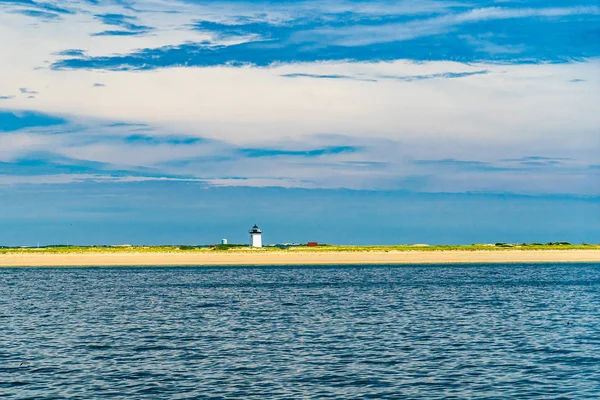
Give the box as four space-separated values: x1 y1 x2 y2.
221 238 228 245
249 224 262 248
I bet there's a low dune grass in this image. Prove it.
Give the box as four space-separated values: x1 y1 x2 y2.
1 243 599 254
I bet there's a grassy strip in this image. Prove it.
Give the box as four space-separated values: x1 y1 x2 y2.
286 244 600 252
1 243 599 254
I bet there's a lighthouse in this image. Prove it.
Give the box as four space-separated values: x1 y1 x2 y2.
249 224 263 248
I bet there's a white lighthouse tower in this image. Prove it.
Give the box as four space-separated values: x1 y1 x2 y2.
249 224 262 248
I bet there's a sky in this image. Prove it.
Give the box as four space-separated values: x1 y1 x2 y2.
0 0 599 245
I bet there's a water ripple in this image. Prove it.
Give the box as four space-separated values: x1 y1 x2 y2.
1 264 599 399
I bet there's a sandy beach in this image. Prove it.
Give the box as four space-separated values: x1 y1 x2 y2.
1 250 600 267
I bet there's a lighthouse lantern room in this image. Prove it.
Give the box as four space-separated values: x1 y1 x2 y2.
249 224 263 248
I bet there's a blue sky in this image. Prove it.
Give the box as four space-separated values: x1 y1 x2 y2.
0 0 598 245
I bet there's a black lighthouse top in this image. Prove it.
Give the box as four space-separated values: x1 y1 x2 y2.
249 224 262 234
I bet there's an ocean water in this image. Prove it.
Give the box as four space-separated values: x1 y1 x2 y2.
1 264 599 399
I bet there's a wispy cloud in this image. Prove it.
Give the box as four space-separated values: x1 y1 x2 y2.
55 49 86 57
1 0 73 15
0 108 597 194
50 4 600 70
11 9 61 20
19 88 38 95
0 110 66 132
382 70 490 81
240 146 360 158
92 12 154 36
412 158 517 172
280 73 377 82
413 156 578 172
302 6 600 47
281 70 489 82
0 152 111 176
123 134 206 146
91 30 150 37
502 156 571 166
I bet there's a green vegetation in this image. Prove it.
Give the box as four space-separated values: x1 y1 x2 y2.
0 242 598 254
285 243 599 252
210 244 252 250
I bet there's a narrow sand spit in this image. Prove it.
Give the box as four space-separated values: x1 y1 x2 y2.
1 250 600 267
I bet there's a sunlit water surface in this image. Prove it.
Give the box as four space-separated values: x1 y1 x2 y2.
1 264 599 399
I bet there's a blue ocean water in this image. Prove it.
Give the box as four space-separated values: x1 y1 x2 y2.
1 264 599 399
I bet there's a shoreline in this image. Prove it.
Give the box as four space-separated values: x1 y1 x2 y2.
1 250 600 267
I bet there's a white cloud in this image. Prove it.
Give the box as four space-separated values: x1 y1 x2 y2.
3 60 598 147
1 0 598 194
0 133 63 162
299 6 600 46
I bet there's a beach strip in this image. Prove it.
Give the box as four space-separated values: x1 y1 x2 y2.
1 250 600 267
